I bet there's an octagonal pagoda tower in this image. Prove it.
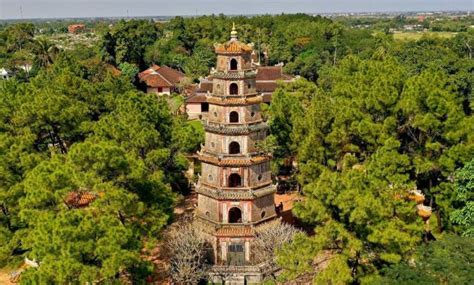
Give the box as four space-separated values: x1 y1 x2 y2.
195 24 276 282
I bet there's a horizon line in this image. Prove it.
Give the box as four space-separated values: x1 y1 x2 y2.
1 9 472 21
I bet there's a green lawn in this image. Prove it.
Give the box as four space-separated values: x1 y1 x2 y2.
166 95 185 113
393 31 457 41
187 119 204 130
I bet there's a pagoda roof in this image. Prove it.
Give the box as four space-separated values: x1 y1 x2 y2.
203 121 268 135
206 95 263 106
197 184 275 200
214 23 253 54
215 40 253 54
198 153 271 166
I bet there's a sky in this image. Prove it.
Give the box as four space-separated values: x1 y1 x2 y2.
1 0 473 20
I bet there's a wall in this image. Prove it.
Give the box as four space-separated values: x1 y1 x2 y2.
251 194 276 222
146 87 171 95
186 103 202 119
197 194 220 222
208 104 263 125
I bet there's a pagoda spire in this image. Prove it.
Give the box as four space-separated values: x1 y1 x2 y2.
230 22 238 41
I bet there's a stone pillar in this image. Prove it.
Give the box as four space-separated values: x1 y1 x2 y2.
245 240 250 261
243 203 249 223
222 203 228 223
221 241 227 261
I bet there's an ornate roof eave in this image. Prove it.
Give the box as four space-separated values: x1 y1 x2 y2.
196 184 276 200
214 42 253 55
212 70 257 79
204 121 269 135
206 94 263 106
198 153 271 166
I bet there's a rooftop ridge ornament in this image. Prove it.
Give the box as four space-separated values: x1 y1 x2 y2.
230 22 238 40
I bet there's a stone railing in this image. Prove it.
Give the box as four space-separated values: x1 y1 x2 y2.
196 183 276 200
203 120 268 135
211 265 263 273
212 70 257 79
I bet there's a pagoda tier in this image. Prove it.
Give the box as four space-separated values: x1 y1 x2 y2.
211 70 257 80
203 120 268 135
196 183 276 201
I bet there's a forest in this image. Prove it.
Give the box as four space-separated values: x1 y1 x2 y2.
0 13 473 284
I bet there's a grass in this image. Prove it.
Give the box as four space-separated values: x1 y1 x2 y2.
166 94 185 113
187 119 204 132
393 31 457 41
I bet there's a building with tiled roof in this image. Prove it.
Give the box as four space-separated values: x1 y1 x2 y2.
68 24 85 34
139 65 186 95
186 65 295 119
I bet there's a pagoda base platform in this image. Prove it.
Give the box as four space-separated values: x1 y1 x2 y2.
209 264 269 284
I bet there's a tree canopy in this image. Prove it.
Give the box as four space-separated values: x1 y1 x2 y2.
272 48 473 282
0 55 200 282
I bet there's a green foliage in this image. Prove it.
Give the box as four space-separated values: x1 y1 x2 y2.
450 160 474 237
99 19 160 68
0 55 195 280
1 14 473 283
144 36 188 70
273 54 473 282
118 62 139 83
18 144 147 283
370 235 474 285
183 44 215 81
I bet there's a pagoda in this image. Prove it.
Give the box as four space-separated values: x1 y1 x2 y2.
195 24 277 283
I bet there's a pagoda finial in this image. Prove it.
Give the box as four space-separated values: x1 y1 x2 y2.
230 22 238 40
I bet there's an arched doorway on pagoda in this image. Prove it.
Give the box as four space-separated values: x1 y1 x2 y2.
230 58 238 71
228 207 242 223
229 83 238 95
229 111 239 123
229 141 240 154
228 173 242 187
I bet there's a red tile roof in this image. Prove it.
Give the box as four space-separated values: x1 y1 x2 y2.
198 154 270 166
68 24 85 33
65 191 97 208
138 64 160 79
186 94 207 103
215 40 253 54
256 66 285 81
157 66 185 85
206 96 263 106
256 82 278 93
139 65 186 88
141 73 173 88
196 81 213 93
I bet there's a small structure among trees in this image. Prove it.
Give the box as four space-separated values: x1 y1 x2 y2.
138 65 186 95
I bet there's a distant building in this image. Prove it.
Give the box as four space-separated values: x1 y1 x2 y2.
185 65 295 119
138 65 186 95
68 24 86 34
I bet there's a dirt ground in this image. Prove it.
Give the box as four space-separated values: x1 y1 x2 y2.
0 268 14 285
275 191 302 225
